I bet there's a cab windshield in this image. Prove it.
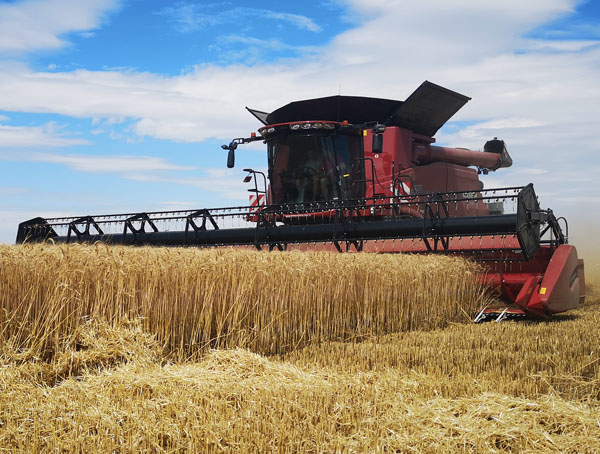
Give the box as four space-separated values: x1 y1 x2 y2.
268 132 363 204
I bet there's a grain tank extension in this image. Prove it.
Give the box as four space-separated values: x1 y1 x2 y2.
17 81 585 320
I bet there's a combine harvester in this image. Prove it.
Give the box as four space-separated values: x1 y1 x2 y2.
17 82 585 321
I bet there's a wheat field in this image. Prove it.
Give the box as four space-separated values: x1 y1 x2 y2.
0 244 488 360
1 243 598 453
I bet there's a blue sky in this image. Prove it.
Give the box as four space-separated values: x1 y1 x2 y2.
0 0 599 258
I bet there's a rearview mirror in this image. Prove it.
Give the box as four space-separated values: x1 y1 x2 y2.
227 149 235 168
222 140 238 168
372 134 383 154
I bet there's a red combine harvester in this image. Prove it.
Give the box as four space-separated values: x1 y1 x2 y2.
17 81 585 321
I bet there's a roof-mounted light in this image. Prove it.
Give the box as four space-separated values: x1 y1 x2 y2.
290 121 339 131
258 121 340 136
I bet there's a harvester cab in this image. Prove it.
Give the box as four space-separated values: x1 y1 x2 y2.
232 81 514 221
16 81 585 321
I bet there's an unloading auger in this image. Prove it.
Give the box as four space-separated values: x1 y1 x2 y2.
17 81 585 320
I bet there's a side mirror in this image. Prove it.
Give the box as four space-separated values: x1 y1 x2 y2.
222 140 238 168
371 124 385 154
372 134 383 154
227 149 235 168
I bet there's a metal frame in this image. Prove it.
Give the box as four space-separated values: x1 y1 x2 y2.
17 186 560 264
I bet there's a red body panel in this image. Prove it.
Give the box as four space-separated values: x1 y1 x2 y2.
537 245 584 313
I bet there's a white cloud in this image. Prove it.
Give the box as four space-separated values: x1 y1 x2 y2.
156 3 221 33
516 168 548 176
263 11 321 32
473 119 546 130
321 0 578 69
534 20 600 40
157 5 321 33
158 201 198 209
0 186 27 196
0 150 193 173
37 153 194 173
556 195 600 203
207 35 321 65
523 39 600 52
122 167 268 203
64 155 193 172
0 122 88 147
216 34 318 53
0 0 120 53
